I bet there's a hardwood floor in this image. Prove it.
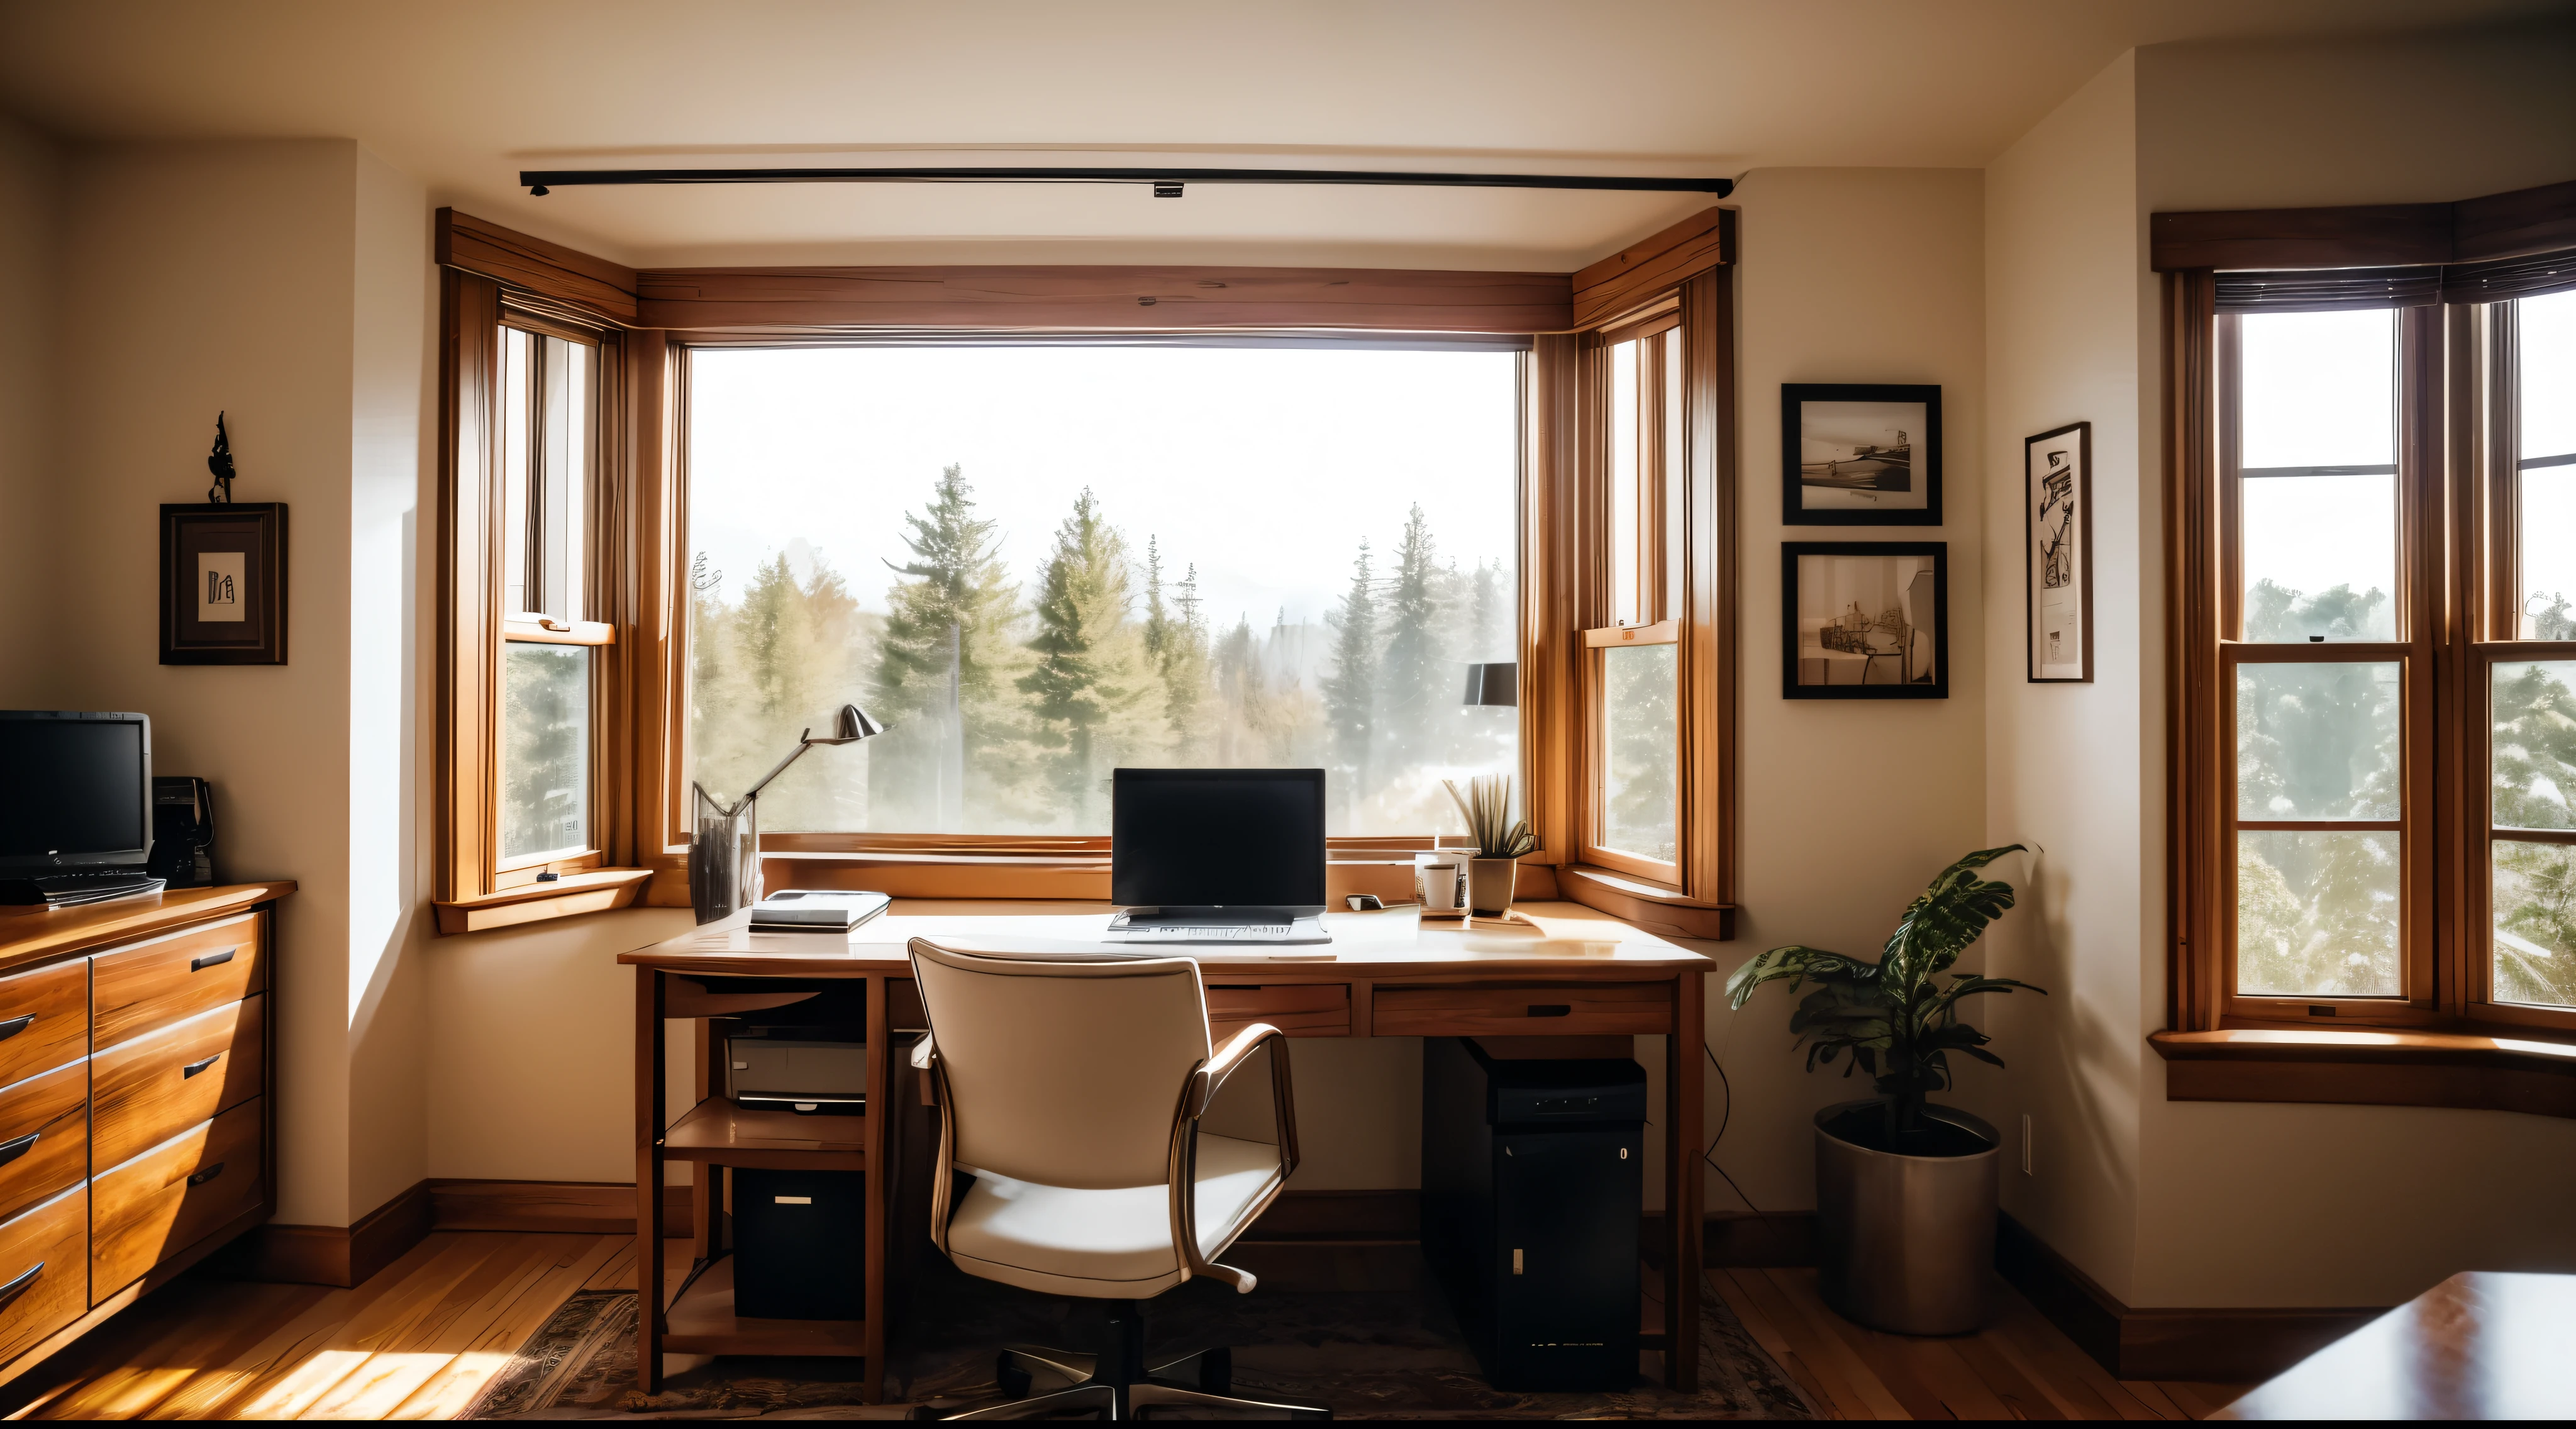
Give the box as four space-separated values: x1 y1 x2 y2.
0 1233 2246 1420
1714 1267 2250 1420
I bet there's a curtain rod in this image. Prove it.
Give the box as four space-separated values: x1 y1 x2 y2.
518 166 1735 197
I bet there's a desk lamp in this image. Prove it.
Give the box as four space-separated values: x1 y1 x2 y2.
689 703 884 923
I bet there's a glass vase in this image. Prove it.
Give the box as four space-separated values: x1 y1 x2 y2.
690 785 760 924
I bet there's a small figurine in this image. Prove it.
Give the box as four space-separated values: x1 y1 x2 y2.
207 412 235 504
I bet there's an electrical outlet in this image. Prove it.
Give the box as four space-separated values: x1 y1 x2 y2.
2020 1113 2034 1175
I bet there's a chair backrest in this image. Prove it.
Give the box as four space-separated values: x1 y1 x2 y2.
908 938 1212 1190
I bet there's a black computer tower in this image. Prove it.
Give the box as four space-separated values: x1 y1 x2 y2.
1423 1037 1645 1391
733 1167 865 1320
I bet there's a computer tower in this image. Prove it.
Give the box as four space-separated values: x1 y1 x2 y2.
733 1167 865 1320
1422 1037 1645 1391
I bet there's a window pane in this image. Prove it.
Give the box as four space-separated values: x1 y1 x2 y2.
2494 660 2576 831
686 347 1519 836
500 327 532 618
2238 309 2398 642
2236 661 2400 821
540 336 589 622
2519 290 2576 638
1611 338 1640 626
2237 829 2401 996
500 642 590 859
2494 840 2576 1009
1599 640 1676 864
1662 327 1685 621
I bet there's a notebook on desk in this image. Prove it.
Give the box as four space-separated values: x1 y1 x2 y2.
1103 768 1331 946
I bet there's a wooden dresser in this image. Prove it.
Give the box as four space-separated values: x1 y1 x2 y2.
0 882 291 1386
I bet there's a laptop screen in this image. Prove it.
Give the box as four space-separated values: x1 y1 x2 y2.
1111 768 1326 910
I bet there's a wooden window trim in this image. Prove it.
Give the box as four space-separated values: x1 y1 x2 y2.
433 206 1737 925
2161 242 2576 1112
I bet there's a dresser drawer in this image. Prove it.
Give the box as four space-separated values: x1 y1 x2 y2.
92 996 265 1171
1206 984 1350 1038
92 913 265 1048
0 1186 86 1365
92 1097 264 1297
0 960 87 1089
0 1060 87 1226
1370 982 1675 1037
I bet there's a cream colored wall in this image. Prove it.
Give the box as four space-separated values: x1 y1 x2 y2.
43 138 435 1226
0 113 64 698
1703 166 1991 1216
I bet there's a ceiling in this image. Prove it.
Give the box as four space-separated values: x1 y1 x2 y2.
1 0 2565 271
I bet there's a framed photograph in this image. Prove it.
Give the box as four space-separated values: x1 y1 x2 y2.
1782 541 1948 699
1782 383 1942 526
161 502 288 665
2025 421 2093 682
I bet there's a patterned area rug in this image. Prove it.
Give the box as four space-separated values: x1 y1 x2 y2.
466 1254 1813 1420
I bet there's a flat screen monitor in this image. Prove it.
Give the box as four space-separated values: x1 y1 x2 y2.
0 711 153 872
1111 768 1326 911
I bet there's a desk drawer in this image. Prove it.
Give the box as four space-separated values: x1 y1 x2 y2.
0 960 87 1089
1372 982 1674 1037
92 913 265 1048
0 1186 85 1365
0 1060 87 1226
1206 984 1350 1038
92 1096 264 1297
92 995 265 1170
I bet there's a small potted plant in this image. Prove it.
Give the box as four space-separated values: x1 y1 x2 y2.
1443 774 1535 917
1724 845 2042 1335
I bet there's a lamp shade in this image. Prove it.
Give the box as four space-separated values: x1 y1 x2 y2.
1462 663 1518 707
820 704 884 743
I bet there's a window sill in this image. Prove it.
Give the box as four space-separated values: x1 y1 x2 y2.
2150 1028 2576 1120
1557 865 1733 942
435 868 656 935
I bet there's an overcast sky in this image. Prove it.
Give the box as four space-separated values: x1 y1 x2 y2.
687 345 1521 636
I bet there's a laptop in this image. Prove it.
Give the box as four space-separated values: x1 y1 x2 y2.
1105 768 1331 945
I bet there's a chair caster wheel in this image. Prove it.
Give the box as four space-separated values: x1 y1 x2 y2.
996 1353 1034 1401
1198 1345 1232 1396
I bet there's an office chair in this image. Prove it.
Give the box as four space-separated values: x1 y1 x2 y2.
904 937 1331 1420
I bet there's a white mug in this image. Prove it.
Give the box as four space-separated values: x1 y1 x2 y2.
1415 850 1469 916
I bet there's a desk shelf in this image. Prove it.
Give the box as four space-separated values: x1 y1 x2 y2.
663 1255 869 1357
661 1099 869 1170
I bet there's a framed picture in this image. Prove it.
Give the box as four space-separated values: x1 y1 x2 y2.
2025 421 2093 682
161 503 288 665
1782 541 1948 699
1782 383 1942 526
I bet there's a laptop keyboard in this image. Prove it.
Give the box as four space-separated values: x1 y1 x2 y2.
1113 924 1293 940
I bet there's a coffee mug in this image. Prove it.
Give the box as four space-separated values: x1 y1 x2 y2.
1415 850 1469 916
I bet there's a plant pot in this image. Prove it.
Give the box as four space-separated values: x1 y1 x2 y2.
1467 857 1518 917
1812 1099 1999 1335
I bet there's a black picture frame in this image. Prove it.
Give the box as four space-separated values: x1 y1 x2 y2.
160 503 288 665
1781 382 1943 526
2025 421 2094 683
1782 540 1948 699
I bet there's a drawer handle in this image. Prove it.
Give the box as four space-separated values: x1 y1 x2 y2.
0 1262 41 1310
0 1015 30 1042
1526 1004 1572 1018
0 1133 36 1167
191 948 237 972
183 1055 223 1079
187 1162 226 1188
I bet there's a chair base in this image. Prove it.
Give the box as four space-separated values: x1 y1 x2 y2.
915 1299 1331 1420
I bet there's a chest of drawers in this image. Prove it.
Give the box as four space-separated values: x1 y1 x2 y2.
0 886 286 1385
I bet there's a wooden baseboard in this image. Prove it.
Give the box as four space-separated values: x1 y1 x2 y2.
231 1179 435 1287
1995 1213 2381 1382
428 1178 694 1235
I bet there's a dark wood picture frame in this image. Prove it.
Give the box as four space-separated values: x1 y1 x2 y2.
2026 420 2094 683
1781 540 1948 699
1781 382 1943 526
160 503 288 665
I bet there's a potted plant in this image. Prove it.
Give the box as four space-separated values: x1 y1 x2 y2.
1443 774 1535 917
1724 845 2042 1335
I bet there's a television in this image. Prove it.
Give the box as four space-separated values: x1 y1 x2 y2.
0 711 155 874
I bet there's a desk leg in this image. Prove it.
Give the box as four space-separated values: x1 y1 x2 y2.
862 974 890 1404
1665 970 1705 1391
636 965 666 1394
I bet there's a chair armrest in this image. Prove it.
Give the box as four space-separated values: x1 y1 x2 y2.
910 1034 938 1106
909 1033 935 1072
1186 1023 1284 1119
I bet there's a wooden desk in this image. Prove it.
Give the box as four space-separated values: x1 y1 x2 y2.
2216 1271 2576 1420
620 899 1715 1402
